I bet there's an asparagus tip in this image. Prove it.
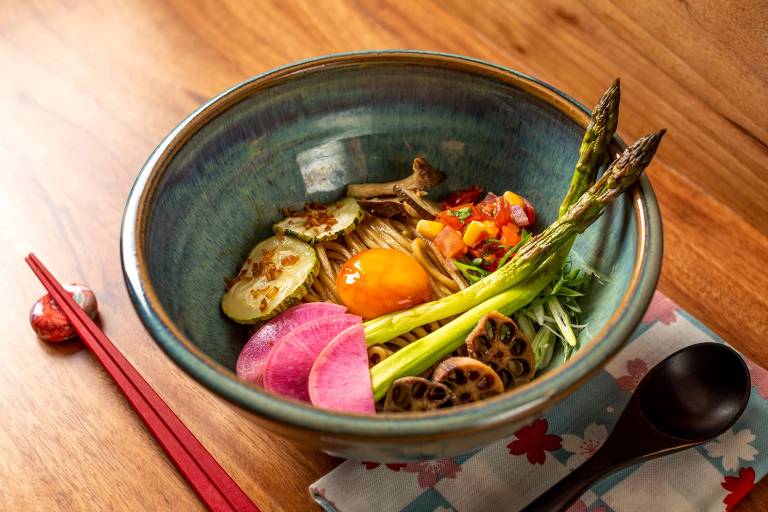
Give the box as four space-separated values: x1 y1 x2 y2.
637 129 666 156
600 78 621 108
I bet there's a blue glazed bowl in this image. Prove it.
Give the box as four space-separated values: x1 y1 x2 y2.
121 51 661 461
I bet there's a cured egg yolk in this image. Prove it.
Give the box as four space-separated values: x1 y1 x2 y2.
336 248 431 319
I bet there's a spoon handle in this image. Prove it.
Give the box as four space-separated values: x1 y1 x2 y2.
521 448 614 512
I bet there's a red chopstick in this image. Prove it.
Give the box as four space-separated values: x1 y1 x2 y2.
25 253 259 512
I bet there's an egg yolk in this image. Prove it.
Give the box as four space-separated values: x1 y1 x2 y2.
335 248 431 319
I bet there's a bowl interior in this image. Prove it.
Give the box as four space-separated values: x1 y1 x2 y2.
142 57 635 392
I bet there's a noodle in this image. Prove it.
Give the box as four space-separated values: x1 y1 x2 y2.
369 218 414 251
322 241 353 260
367 345 392 366
388 219 411 236
317 272 341 302
386 337 410 349
315 244 335 279
310 279 328 301
356 226 384 251
347 231 370 252
358 223 393 251
343 232 366 254
412 238 459 292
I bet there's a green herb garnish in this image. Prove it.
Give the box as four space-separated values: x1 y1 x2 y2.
447 207 473 222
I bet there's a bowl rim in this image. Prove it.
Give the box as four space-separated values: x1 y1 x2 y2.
121 50 662 440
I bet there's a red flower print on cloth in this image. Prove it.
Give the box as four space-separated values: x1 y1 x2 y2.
722 467 755 511
402 458 461 488
507 418 562 465
615 358 649 392
746 359 768 400
361 462 406 471
641 291 678 325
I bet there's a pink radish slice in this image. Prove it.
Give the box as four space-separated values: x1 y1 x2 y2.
263 314 361 401
308 324 375 414
236 302 347 385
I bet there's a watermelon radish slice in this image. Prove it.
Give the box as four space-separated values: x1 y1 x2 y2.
236 302 347 385
308 324 375 414
263 314 361 402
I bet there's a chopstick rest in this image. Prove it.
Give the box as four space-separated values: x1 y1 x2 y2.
29 283 97 342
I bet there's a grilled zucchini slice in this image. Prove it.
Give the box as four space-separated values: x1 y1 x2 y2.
222 235 318 323
273 197 363 244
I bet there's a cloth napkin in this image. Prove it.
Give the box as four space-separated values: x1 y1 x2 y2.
310 291 768 511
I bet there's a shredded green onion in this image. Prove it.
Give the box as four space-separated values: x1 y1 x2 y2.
452 259 490 284
531 327 554 370
514 260 597 370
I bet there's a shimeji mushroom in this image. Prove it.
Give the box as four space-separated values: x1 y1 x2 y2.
393 184 441 219
356 197 406 218
465 311 535 388
346 157 446 199
383 376 453 412
431 357 504 405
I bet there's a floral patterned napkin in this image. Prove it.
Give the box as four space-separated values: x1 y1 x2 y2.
310 292 768 511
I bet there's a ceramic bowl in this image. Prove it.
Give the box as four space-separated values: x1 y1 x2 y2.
121 51 661 461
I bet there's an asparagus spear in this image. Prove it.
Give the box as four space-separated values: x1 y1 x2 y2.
559 79 621 217
364 130 665 346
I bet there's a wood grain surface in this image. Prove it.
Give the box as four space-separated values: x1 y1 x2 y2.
1 1 766 510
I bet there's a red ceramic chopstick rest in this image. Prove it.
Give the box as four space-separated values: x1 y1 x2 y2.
29 283 98 342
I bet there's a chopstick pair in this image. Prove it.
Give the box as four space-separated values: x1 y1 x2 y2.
25 253 259 512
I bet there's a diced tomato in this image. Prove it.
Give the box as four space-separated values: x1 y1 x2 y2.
436 210 463 230
475 193 516 230
443 185 484 208
467 205 491 224
433 226 468 259
476 193 498 218
493 199 512 228
523 198 536 226
501 224 521 247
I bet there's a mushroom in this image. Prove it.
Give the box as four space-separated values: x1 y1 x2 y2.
431 357 504 405
356 197 405 218
383 376 454 412
465 311 535 389
393 185 441 219
346 157 446 198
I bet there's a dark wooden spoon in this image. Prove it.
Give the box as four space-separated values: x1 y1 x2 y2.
523 342 751 512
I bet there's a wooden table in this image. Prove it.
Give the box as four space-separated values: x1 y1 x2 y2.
2 1 766 510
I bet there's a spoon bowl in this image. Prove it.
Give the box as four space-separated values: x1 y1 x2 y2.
524 342 751 512
639 342 751 441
